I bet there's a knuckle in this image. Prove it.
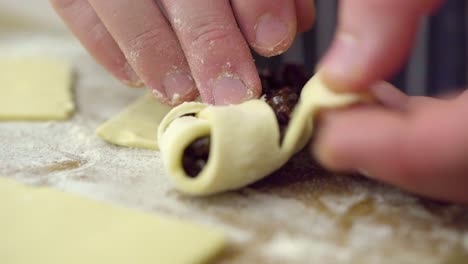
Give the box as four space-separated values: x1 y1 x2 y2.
189 16 236 47
128 27 166 55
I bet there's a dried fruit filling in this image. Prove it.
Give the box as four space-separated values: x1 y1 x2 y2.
182 64 311 177
182 137 211 178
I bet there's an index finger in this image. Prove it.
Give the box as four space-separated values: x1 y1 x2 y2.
161 0 261 105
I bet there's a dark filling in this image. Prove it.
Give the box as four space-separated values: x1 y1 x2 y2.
261 64 310 137
182 137 211 177
182 64 311 177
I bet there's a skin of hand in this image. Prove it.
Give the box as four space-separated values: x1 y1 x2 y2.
319 0 443 92
314 0 468 204
314 83 468 204
50 0 315 106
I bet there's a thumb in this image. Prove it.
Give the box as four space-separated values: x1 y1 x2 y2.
319 0 442 92
313 89 468 204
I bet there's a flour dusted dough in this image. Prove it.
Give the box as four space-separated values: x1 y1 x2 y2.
0 177 226 264
97 94 171 150
158 74 370 195
0 57 74 120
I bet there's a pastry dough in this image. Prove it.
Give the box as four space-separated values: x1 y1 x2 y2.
97 94 171 150
158 74 370 196
96 73 369 196
0 57 74 120
0 177 226 264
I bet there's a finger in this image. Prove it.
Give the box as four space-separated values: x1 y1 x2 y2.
314 92 468 203
88 0 198 105
369 80 448 111
230 0 297 57
370 81 409 110
162 0 261 105
50 0 142 87
319 0 443 92
295 0 316 32
369 81 442 111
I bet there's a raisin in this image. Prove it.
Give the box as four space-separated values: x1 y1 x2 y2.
276 104 291 125
182 137 210 177
260 64 310 139
265 86 299 130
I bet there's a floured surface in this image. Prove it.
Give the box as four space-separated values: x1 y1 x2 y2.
1 36 468 264
0 177 225 264
0 56 74 120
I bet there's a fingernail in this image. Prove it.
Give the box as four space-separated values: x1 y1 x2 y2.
320 32 364 91
123 63 143 87
162 71 196 104
370 81 408 110
213 75 251 105
255 14 289 52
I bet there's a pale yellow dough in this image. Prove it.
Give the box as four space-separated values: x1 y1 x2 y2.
158 74 370 196
97 93 171 150
0 57 74 120
97 73 369 196
0 177 226 264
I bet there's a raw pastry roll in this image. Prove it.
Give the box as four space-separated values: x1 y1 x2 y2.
158 72 369 196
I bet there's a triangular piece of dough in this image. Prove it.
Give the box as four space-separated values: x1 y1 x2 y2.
0 57 74 120
0 177 226 264
96 94 172 150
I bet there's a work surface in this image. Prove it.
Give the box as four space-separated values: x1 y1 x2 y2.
1 35 468 264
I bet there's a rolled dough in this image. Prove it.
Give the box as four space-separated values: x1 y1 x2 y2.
158 73 370 195
0 176 226 264
0 57 74 120
96 73 369 196
97 94 171 150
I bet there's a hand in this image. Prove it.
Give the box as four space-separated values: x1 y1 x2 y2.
314 82 468 204
50 0 315 105
319 0 443 92
311 0 468 203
